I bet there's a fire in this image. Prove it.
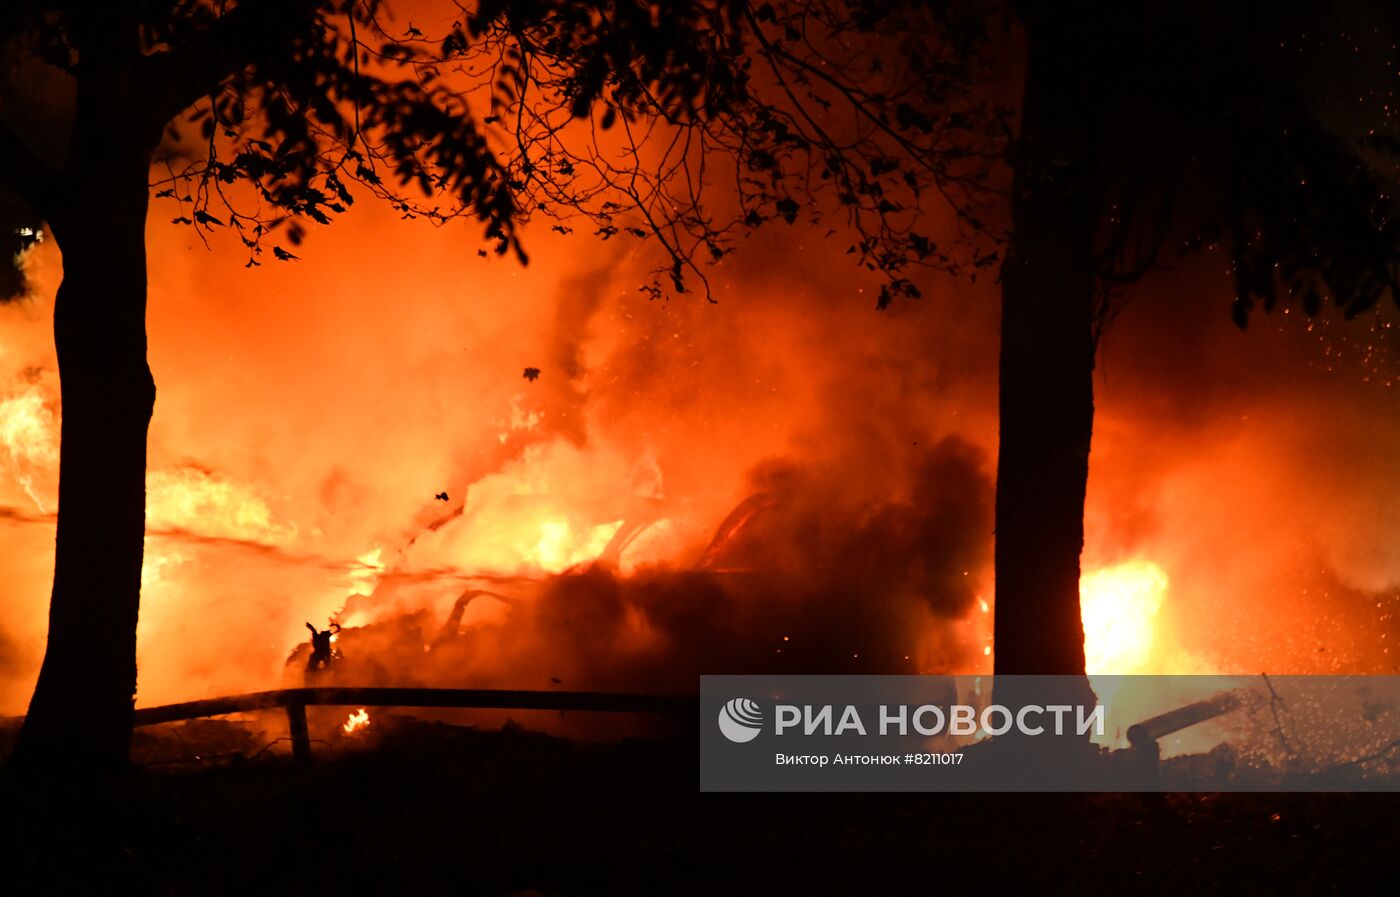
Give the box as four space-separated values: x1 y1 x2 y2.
528 518 623 571
0 388 58 512
139 543 187 592
0 114 1384 723
1080 560 1168 674
0 390 55 462
342 708 370 734
347 547 386 598
146 466 294 543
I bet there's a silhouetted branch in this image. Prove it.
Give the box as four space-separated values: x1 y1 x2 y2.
138 0 326 128
126 1 1007 299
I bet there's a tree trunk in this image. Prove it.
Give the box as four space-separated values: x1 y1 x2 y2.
992 9 1102 699
9 46 157 772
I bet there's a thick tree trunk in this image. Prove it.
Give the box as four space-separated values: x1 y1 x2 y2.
9 48 157 772
992 10 1102 698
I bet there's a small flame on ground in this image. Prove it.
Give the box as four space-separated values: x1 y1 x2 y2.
342 707 370 734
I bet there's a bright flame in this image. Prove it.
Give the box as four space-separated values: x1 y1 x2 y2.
0 388 58 512
146 467 294 543
528 518 623 571
1080 560 1168 674
342 708 370 734
347 547 386 598
140 543 188 592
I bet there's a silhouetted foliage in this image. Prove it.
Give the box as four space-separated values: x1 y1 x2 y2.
1056 2 1400 329
2 1 1008 303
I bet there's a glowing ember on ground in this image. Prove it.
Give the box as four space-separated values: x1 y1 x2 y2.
1080 560 1168 673
342 708 370 735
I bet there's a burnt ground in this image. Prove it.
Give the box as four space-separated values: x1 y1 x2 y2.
0 720 1395 896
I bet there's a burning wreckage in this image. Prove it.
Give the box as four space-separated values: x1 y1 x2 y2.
281 490 776 688
286 588 519 687
261 490 1400 789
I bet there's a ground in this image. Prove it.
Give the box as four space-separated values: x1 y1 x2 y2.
0 721 1394 895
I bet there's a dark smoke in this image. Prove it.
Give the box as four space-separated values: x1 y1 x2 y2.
322 436 993 695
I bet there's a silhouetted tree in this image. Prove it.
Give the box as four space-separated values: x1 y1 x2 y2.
993 0 1400 690
0 1 1002 771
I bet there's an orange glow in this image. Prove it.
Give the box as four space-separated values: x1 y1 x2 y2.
1080 560 1168 674
1 135 1396 718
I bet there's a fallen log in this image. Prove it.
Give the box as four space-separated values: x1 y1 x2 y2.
1126 691 1242 787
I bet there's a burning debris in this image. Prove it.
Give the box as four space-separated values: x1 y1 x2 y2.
268 438 993 705
342 708 371 735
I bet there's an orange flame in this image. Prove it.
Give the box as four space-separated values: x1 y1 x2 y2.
0 388 58 512
146 467 294 543
1080 560 1167 674
342 707 370 734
